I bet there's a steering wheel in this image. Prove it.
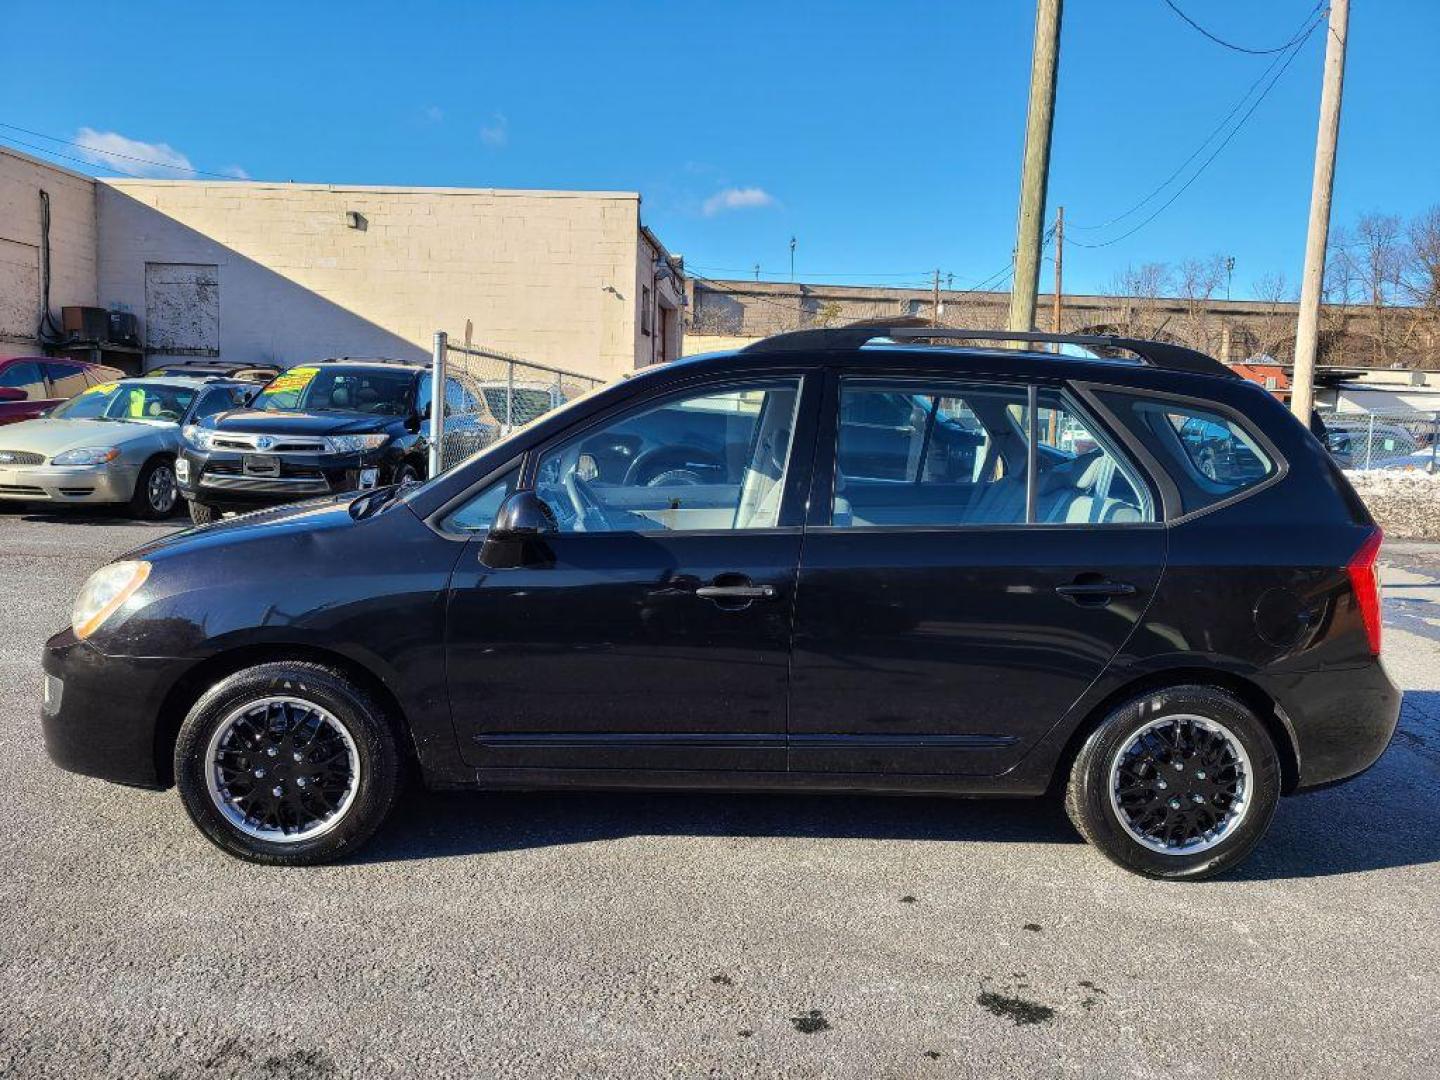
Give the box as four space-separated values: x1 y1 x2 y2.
558 445 610 532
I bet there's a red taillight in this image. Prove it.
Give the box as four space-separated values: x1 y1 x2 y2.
1346 527 1384 655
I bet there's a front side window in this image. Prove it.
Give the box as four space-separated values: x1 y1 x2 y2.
1095 391 1275 515
44 362 89 398
832 380 1152 527
441 468 519 533
534 379 802 533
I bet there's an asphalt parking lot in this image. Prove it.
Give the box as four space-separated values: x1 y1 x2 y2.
2 508 1439 1079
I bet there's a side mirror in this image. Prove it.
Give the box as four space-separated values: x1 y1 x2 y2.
0 387 26 403
480 490 559 569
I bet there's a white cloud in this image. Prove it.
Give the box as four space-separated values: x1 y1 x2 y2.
73 127 196 177
221 165 250 180
702 186 776 217
479 112 508 148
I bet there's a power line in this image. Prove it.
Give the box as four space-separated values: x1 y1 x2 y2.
1071 3 1324 233
1161 0 1325 55
1069 14 1322 250
0 121 244 180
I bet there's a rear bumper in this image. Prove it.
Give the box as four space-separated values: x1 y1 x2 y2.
0 463 138 504
41 628 192 789
1263 659 1404 791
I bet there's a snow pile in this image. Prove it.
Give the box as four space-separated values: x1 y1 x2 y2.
1344 469 1440 539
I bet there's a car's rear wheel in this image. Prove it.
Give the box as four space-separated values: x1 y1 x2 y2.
1064 685 1281 880
173 662 402 865
395 462 422 486
187 499 219 526
129 456 178 519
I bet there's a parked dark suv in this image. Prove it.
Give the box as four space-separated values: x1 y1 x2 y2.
41 328 1399 879
176 358 492 524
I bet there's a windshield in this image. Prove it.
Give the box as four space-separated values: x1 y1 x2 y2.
254 365 416 416
52 381 196 422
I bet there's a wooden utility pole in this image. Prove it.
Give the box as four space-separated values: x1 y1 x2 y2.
1291 0 1349 423
1008 0 1063 333
932 268 942 327
1051 205 1065 336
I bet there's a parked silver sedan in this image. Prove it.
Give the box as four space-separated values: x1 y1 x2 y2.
0 376 254 518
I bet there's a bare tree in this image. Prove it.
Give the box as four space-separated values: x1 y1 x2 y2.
1174 255 1229 355
1250 271 1296 359
1102 263 1172 338
1401 206 1440 368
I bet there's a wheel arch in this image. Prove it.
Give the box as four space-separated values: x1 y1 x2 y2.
152 643 416 787
1050 668 1301 797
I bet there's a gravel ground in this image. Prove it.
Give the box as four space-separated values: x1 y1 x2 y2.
2 507 1439 1080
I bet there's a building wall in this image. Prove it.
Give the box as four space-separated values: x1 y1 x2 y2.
0 148 98 356
98 180 655 380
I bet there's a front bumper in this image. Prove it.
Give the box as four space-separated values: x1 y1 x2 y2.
41 628 193 789
178 448 384 508
0 463 139 504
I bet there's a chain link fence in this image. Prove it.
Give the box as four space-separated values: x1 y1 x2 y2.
428 332 605 473
1320 408 1440 472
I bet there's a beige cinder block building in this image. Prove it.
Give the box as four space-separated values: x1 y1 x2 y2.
2 146 684 381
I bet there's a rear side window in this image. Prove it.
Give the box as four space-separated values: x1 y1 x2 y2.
1095 391 1276 515
832 380 1153 528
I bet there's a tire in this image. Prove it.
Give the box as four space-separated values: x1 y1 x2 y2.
187 500 219 526
394 462 422 486
128 456 179 519
173 662 403 866
1064 685 1281 881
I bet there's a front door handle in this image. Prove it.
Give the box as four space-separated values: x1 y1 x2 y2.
1055 578 1137 605
695 584 777 601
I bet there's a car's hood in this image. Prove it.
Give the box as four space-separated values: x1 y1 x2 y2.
128 493 372 563
205 409 396 436
0 417 167 456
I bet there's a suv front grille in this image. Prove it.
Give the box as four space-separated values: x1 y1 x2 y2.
0 450 45 466
211 433 330 454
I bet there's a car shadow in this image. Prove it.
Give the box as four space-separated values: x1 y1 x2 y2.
360 691 1440 881
358 788 1082 865
2 504 182 528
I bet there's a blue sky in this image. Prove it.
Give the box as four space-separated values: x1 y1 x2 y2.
4 0 1435 298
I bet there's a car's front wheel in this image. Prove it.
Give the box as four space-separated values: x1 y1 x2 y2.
1064 685 1281 880
173 662 402 865
129 456 179 519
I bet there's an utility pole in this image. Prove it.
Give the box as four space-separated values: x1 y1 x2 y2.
789 236 796 283
932 268 942 327
1050 205 1064 336
1008 0 1063 332
753 263 760 282
1225 256 1235 301
1291 0 1349 423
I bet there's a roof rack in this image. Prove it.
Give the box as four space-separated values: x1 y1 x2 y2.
741 327 1237 379
317 356 419 366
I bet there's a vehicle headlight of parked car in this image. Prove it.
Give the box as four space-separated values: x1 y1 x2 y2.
326 434 389 453
50 447 121 466
71 560 150 640
181 424 214 451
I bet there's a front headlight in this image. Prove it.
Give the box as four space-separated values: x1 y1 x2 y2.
181 425 214 451
327 434 390 453
51 447 121 466
71 561 151 640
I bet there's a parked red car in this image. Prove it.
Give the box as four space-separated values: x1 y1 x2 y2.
0 357 127 426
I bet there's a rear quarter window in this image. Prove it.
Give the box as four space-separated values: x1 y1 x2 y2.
1093 391 1276 515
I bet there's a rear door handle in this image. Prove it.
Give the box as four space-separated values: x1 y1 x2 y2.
695 585 777 601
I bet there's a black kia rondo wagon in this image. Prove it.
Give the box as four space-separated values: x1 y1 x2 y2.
41 328 1401 879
